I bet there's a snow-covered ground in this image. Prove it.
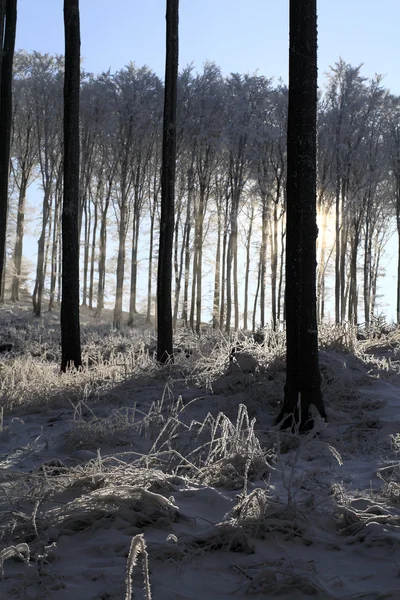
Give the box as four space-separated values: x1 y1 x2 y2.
1 303 400 599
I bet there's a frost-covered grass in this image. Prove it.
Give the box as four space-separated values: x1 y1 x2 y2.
2 302 400 598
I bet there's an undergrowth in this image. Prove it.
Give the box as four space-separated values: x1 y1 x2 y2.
1 307 400 597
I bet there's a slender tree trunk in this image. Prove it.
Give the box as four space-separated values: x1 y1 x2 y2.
243 204 254 330
11 176 28 301
146 179 158 324
277 0 326 430
181 166 193 327
225 234 232 333
95 188 110 318
189 235 198 331
113 202 126 329
0 0 17 298
195 187 207 334
339 180 348 322
271 187 280 329
371 231 381 321
212 200 221 329
260 197 268 328
128 207 140 325
81 198 91 306
277 216 286 324
317 204 328 322
252 253 261 331
219 194 229 330
43 194 53 296
89 199 98 309
397 202 400 324
348 228 359 324
172 199 181 329
233 209 239 330
33 185 51 317
57 221 62 303
61 0 82 371
49 184 61 311
334 191 340 323
157 0 178 362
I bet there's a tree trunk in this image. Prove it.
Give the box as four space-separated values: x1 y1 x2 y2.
33 184 51 317
271 186 281 329
95 183 111 318
277 216 286 324
146 179 158 324
81 197 91 306
219 193 229 330
195 186 207 334
260 196 268 328
277 0 326 431
61 0 82 371
212 196 222 329
252 252 261 331
157 0 178 362
243 204 254 330
181 165 193 327
89 199 98 309
49 180 61 311
113 202 127 329
397 205 400 324
127 207 140 326
0 0 17 298
11 176 28 301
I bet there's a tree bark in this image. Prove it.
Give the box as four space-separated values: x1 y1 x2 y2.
61 0 82 371
157 0 178 362
0 0 17 298
277 0 326 431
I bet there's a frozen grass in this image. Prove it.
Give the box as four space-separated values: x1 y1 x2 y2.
1 304 400 597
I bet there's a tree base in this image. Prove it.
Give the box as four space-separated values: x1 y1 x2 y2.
276 385 327 433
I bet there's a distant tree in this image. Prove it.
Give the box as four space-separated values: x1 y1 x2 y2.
0 0 17 300
157 0 179 362
29 54 63 317
11 60 39 302
276 0 326 430
61 0 82 371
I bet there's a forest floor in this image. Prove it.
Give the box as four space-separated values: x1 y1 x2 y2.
1 302 400 599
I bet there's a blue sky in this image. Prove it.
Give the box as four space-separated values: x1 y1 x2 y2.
16 0 400 93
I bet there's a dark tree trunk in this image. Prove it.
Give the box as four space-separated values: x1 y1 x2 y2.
61 0 82 371
157 0 178 362
0 0 17 298
277 0 326 431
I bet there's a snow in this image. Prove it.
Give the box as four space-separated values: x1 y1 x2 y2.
2 304 400 599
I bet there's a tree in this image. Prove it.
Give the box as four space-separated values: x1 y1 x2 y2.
0 0 17 300
276 0 326 430
61 0 82 371
157 0 179 362
10 60 39 302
